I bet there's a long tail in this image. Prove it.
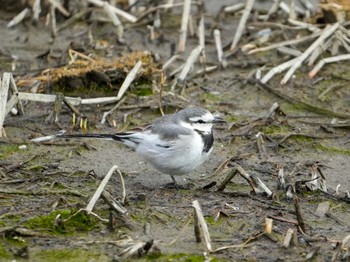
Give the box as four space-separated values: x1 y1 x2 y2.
58 132 140 149
58 133 125 142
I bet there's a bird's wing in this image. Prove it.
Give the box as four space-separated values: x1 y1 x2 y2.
150 122 192 141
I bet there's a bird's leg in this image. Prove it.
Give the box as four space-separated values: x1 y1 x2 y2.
163 175 180 189
163 175 192 189
171 175 177 185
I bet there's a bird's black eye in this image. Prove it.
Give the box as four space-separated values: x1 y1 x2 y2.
197 119 205 124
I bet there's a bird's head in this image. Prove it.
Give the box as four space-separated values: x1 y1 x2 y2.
177 107 225 133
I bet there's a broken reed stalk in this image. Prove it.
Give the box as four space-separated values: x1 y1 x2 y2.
277 167 286 189
256 132 268 161
88 0 137 23
217 168 237 191
102 1 124 39
176 45 203 87
309 54 350 78
213 29 223 63
293 196 306 233
18 92 111 105
236 165 273 196
192 200 212 252
248 32 321 55
190 66 218 80
193 207 201 243
230 0 255 51
198 15 205 61
280 22 340 84
283 228 294 248
47 0 70 16
178 0 191 52
224 3 245 13
32 0 41 22
265 218 273 234
0 72 24 137
7 8 31 28
9 75 24 114
264 102 279 120
101 191 128 215
101 60 142 124
86 165 119 214
162 55 179 71
263 0 280 21
0 75 10 137
217 165 272 196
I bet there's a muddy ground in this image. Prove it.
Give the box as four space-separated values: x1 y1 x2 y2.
1 1 350 261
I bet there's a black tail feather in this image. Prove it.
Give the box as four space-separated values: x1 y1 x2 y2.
58 133 127 141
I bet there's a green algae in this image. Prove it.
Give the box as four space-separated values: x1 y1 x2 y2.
25 210 100 235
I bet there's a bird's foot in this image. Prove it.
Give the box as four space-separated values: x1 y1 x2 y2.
162 182 191 190
162 176 192 189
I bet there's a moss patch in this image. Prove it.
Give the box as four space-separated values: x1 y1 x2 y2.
315 143 350 156
25 210 100 235
0 144 21 158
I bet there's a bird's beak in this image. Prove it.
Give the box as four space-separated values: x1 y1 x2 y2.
212 116 226 123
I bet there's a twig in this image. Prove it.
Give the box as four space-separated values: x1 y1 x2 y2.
32 0 41 22
309 54 350 78
256 132 268 161
101 191 128 215
288 18 320 33
230 0 255 51
102 1 124 39
263 0 281 21
86 165 119 214
192 200 212 252
58 9 90 32
162 55 179 71
261 57 299 83
248 32 321 55
7 8 31 28
117 60 142 101
236 165 272 196
47 0 70 17
189 66 218 80
198 14 205 61
217 168 237 191
87 0 137 23
283 228 295 247
101 60 142 124
281 23 340 84
158 72 166 116
9 74 24 115
176 45 203 86
277 46 303 57
214 29 223 63
277 167 286 189
0 74 10 137
224 3 245 13
68 49 96 62
293 196 306 233
178 0 192 52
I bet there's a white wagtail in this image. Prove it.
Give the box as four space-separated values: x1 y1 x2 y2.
59 107 224 186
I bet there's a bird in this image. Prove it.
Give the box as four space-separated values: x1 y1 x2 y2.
58 107 224 187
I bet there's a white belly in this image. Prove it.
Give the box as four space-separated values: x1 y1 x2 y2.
136 131 212 176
